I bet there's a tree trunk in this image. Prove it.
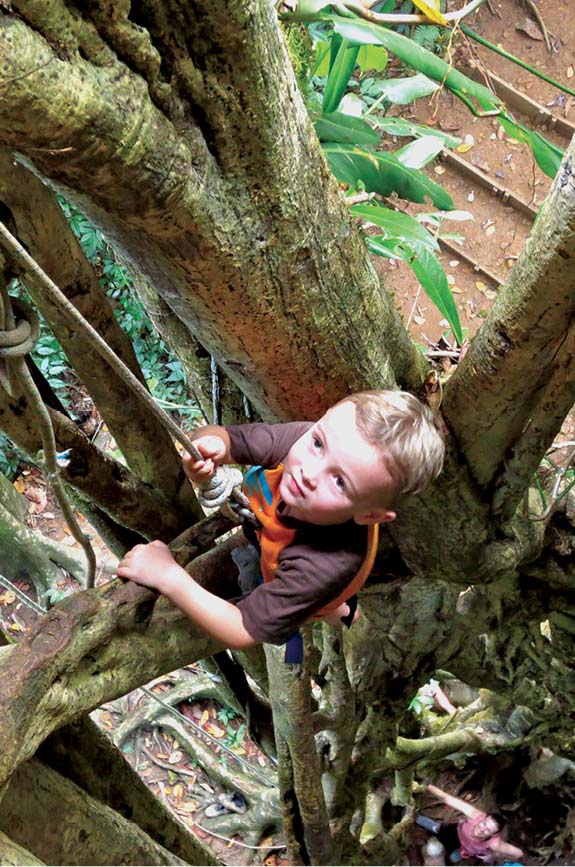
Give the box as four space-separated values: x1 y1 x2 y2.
0 1 425 423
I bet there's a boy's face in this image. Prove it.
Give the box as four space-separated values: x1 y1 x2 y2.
279 401 397 526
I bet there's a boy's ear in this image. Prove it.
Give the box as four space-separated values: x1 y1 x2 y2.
354 508 396 526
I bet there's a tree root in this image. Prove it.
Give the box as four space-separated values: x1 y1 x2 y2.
112 667 233 747
153 712 282 844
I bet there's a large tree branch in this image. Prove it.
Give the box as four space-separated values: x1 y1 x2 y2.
38 717 216 865
0 149 200 518
443 138 575 490
0 385 192 541
0 3 425 421
0 757 188 865
265 641 334 866
0 537 238 795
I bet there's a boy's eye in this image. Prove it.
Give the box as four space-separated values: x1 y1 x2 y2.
334 475 346 492
312 435 322 451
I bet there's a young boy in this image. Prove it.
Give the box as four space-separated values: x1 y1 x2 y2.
117 390 444 652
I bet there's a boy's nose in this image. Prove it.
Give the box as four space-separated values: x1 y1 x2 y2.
301 465 318 489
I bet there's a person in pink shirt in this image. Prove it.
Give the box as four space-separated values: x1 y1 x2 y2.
421 784 524 864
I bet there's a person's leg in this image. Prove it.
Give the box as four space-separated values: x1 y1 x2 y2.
415 815 442 834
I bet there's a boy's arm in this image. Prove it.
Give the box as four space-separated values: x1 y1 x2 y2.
117 540 257 649
426 785 482 819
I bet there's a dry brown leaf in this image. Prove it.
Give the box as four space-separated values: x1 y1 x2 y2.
516 18 544 40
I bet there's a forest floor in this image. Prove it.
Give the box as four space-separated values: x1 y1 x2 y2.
3 0 575 864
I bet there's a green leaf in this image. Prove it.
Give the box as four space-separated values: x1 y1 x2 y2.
357 44 388 72
395 135 444 169
313 111 380 146
352 203 439 251
324 143 454 210
408 248 463 344
323 36 359 113
314 43 331 77
365 73 439 104
329 16 503 115
365 235 403 260
498 116 563 179
369 115 461 148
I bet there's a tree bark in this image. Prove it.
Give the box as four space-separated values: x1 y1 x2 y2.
0 757 188 866
0 149 199 522
38 716 216 865
0 1 425 423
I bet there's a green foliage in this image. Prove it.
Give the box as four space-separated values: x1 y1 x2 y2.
59 199 200 417
322 35 360 113
323 142 453 209
301 6 565 345
283 23 315 92
353 202 463 344
303 15 464 341
216 706 239 726
412 25 450 55
0 433 21 480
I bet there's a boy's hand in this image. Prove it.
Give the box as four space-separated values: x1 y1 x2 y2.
321 602 360 627
183 435 228 485
117 540 182 594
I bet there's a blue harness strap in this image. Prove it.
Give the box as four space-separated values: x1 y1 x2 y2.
284 631 303 664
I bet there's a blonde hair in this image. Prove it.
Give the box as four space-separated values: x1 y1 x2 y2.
338 390 445 501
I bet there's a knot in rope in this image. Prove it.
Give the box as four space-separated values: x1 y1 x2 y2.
0 297 40 358
198 466 245 509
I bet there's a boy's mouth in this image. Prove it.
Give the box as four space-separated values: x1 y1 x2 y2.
287 474 304 498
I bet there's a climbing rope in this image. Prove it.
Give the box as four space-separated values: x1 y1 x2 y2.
0 219 250 588
0 281 97 587
187 442 244 510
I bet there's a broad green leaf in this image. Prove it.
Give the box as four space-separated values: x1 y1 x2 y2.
369 116 461 148
408 248 463 344
357 44 388 72
351 203 439 251
367 73 439 104
323 37 359 113
314 43 331 77
365 235 404 260
324 142 454 210
329 16 503 115
395 135 444 169
314 111 380 146
498 116 563 179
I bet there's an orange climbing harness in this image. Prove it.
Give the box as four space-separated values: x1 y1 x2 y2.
243 463 379 620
